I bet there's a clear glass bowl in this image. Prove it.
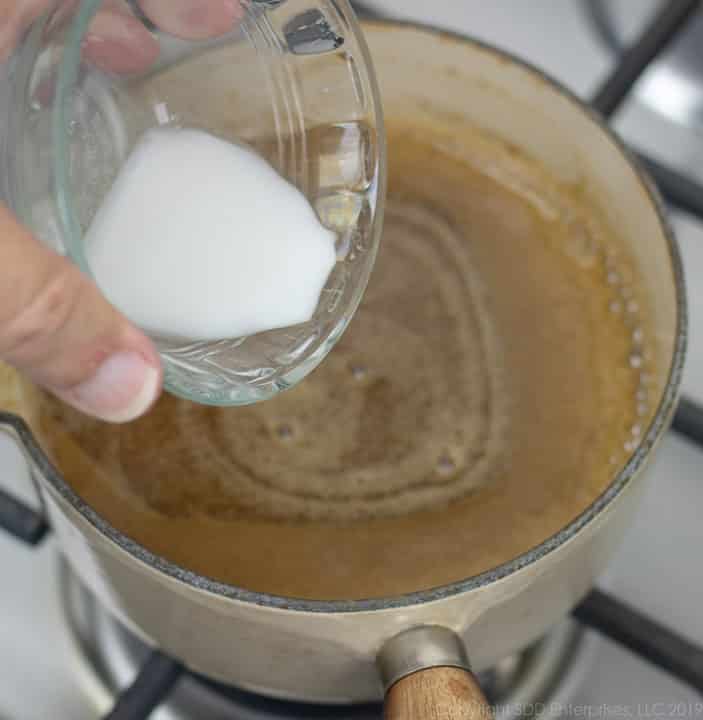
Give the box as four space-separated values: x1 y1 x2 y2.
5 0 385 406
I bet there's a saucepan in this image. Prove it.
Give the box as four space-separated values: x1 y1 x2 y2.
0 17 686 719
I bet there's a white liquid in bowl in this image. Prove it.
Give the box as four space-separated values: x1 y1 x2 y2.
84 127 337 342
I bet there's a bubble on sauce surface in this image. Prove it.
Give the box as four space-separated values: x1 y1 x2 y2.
436 455 457 476
563 216 600 268
629 352 644 369
607 271 621 286
276 424 294 441
350 364 368 381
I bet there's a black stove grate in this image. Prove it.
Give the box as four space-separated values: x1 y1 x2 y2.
589 0 701 117
104 652 184 720
3 2 703 717
574 590 703 695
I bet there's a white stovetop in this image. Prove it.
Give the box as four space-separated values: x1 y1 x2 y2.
2 1 703 718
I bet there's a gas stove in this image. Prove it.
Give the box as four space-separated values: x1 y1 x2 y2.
2 1 703 718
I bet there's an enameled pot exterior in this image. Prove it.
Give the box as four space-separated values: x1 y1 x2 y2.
37 452 657 703
0 21 685 704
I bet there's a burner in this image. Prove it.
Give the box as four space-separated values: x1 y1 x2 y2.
582 0 703 131
57 558 598 719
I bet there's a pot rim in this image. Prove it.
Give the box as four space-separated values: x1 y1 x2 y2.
19 17 687 614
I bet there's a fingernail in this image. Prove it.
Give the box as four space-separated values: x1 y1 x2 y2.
68 352 161 423
141 0 243 40
83 8 160 75
222 0 246 23
178 0 243 37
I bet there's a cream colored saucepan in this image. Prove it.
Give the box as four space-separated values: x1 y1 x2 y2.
0 19 685 720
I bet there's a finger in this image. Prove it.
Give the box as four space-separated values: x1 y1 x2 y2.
0 0 159 75
0 205 162 423
138 0 244 41
82 0 160 75
0 0 53 61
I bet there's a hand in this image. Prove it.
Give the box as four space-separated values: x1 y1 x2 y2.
0 1 243 422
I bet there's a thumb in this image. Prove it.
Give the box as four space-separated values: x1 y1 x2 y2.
0 205 162 422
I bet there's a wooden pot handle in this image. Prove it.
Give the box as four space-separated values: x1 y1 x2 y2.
385 666 492 720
